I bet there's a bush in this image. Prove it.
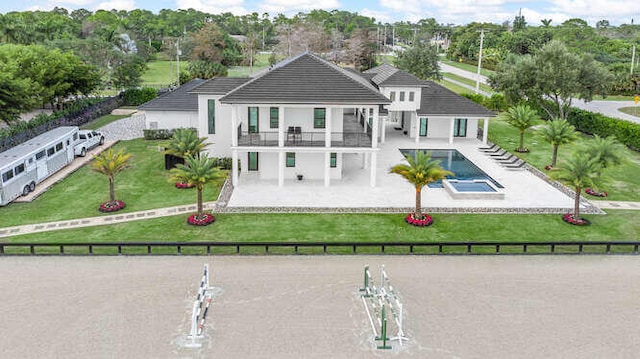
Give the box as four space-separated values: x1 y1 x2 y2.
122 87 158 106
461 93 485 105
143 129 174 140
567 107 640 150
212 157 232 170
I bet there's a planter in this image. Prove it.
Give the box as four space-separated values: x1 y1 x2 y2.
175 181 195 189
297 174 304 181
405 213 433 227
187 213 215 226
585 188 608 197
99 200 126 213
562 213 591 226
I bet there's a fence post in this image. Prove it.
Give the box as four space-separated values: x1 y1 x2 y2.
376 305 391 350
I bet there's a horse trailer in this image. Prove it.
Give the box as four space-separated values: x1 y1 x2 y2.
0 126 79 206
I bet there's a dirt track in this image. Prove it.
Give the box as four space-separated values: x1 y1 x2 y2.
1 256 639 358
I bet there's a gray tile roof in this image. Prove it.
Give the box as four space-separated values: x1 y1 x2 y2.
417 81 496 117
219 52 390 105
364 63 425 87
364 64 397 86
138 79 206 111
190 77 251 95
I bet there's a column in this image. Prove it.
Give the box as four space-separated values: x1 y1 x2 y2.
231 105 238 146
371 107 379 148
278 106 284 147
231 149 239 187
369 152 377 187
324 152 331 187
278 151 284 186
414 115 419 146
482 118 489 145
449 118 455 144
325 107 332 147
381 116 386 144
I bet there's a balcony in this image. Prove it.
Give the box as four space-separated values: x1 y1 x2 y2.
237 131 372 148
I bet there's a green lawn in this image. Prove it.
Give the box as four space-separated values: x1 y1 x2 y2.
442 72 494 94
81 114 130 130
487 117 640 201
436 79 474 95
618 106 640 117
141 60 188 86
6 210 640 243
0 139 225 228
440 59 495 77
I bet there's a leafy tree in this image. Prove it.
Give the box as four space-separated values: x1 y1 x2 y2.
538 118 578 167
499 104 540 152
90 148 132 203
553 152 601 221
112 54 147 90
490 40 612 119
396 43 442 80
0 63 36 125
584 135 626 178
189 22 241 67
345 28 377 71
390 151 453 220
169 154 223 216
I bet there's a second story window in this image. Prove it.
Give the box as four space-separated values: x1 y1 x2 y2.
314 108 326 129
400 91 405 101
270 107 279 128
389 91 396 101
208 99 215 134
409 92 415 102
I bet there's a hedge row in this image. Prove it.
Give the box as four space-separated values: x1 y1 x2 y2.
143 128 175 140
566 107 640 150
122 87 158 106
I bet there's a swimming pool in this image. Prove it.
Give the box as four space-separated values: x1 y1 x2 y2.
398 149 504 189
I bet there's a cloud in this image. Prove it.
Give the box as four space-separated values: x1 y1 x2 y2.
175 0 248 14
257 0 340 14
96 0 136 10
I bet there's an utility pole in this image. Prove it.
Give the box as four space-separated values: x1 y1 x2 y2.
475 29 485 94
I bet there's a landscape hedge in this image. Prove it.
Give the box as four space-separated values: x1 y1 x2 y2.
566 107 640 150
122 87 158 106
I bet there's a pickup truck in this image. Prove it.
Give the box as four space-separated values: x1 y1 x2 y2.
74 130 105 157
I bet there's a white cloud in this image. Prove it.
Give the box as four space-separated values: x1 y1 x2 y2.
175 0 248 15
97 0 136 10
360 8 392 23
257 0 340 14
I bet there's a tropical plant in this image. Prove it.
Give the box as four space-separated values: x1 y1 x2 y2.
90 148 132 204
538 118 578 167
169 154 223 219
390 151 453 222
499 104 540 152
165 128 209 160
584 135 626 177
553 152 601 223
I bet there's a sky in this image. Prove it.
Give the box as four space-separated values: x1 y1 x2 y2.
3 0 640 26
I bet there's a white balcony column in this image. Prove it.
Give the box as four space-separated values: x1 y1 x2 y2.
449 118 455 144
362 153 367 169
482 118 489 145
381 116 387 144
369 152 377 187
278 151 285 186
278 106 285 147
231 105 239 147
231 149 239 187
324 152 331 187
415 116 420 146
325 107 332 147
371 107 379 148
363 108 368 133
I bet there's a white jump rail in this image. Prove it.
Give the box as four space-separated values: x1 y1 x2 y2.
185 264 213 348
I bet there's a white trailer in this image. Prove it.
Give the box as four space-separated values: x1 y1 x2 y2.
0 126 79 206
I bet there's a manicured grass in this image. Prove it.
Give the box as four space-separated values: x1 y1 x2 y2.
440 59 495 77
618 106 640 117
6 210 639 243
442 72 494 93
227 53 270 77
142 60 189 86
436 79 474 95
600 95 638 101
81 114 130 130
487 117 640 201
0 139 225 227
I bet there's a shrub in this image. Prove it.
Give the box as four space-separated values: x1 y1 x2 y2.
212 157 232 170
143 129 174 140
122 87 158 106
566 107 640 150
461 93 485 105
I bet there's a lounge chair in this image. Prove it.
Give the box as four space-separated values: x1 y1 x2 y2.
505 160 526 169
481 146 502 153
494 154 515 162
478 143 497 151
497 156 520 164
489 149 509 157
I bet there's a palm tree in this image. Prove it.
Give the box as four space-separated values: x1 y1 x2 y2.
554 152 601 221
165 128 209 161
538 118 578 167
169 154 223 217
390 151 453 221
499 104 541 152
584 135 625 177
90 148 132 203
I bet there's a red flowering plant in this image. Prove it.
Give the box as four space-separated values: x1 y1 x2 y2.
175 181 195 189
99 200 126 213
187 213 215 226
585 188 607 197
562 213 591 226
405 213 433 227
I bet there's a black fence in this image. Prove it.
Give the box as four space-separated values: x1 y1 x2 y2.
1 241 639 256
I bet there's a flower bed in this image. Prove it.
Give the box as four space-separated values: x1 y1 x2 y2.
99 200 126 213
175 181 195 189
187 213 215 226
405 213 433 227
562 213 591 226
585 188 608 197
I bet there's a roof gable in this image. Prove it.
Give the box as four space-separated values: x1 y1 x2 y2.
219 52 390 105
418 81 496 117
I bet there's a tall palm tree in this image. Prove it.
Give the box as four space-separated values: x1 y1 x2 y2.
499 104 541 152
554 152 601 221
169 154 223 217
165 128 209 161
538 118 578 167
90 148 132 203
390 151 453 220
584 135 625 177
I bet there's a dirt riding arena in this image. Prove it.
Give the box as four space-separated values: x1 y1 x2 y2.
1 255 640 358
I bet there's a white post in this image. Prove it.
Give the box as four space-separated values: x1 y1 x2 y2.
231 150 238 187
324 152 331 187
325 107 332 147
449 118 455 144
278 106 284 147
414 116 420 146
369 152 377 187
475 29 484 94
381 116 386 143
204 264 210 289
231 106 238 147
371 107 379 148
482 118 489 145
184 300 202 348
278 151 284 187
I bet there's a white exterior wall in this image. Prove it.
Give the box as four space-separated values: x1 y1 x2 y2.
416 116 481 139
197 95 233 158
381 86 421 112
143 110 198 130
245 151 342 180
234 106 344 134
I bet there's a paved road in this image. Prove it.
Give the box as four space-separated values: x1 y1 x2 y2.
439 62 489 85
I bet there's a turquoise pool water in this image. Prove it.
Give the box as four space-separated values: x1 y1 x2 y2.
399 149 503 189
449 180 497 192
